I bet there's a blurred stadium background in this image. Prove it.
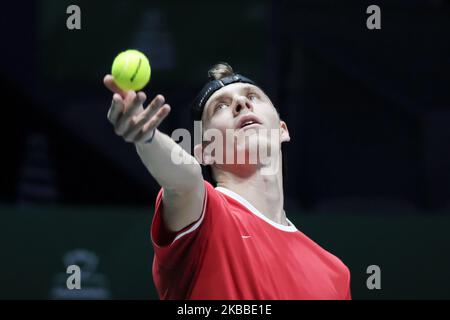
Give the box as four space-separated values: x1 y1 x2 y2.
0 0 449 299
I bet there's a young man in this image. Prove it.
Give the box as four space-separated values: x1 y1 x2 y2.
104 63 351 299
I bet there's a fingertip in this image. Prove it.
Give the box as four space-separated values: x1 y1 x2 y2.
156 94 165 103
125 90 136 101
133 91 143 102
159 104 171 116
137 91 147 101
113 93 121 102
103 76 111 88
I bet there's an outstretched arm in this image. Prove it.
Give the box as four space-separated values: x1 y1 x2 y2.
104 75 205 232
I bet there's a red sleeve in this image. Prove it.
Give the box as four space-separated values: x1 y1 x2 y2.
345 287 352 300
150 180 224 269
344 266 352 300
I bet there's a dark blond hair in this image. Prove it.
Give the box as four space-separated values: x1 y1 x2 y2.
208 62 234 80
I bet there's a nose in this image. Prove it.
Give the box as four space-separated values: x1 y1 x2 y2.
232 96 253 116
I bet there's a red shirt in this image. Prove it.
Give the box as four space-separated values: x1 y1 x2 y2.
151 180 351 300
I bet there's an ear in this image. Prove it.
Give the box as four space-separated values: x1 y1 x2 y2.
194 143 213 165
280 121 290 143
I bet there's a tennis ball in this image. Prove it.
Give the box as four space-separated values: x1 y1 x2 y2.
111 49 151 91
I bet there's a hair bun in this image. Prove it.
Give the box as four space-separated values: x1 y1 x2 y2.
208 62 234 80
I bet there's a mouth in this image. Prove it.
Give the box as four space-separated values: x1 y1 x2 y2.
239 123 262 131
237 115 262 130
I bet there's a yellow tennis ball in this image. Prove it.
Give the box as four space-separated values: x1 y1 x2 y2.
111 49 151 91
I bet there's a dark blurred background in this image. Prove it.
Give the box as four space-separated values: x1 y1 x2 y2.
1 0 449 299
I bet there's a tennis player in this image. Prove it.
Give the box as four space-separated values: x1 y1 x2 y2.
104 63 351 299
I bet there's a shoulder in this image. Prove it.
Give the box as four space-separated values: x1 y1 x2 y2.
151 180 230 248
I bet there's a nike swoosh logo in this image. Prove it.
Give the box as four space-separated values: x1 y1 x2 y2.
241 235 252 239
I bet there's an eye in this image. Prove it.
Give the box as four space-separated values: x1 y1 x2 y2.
215 103 228 112
248 93 258 101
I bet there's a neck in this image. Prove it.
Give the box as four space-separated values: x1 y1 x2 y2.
214 153 288 226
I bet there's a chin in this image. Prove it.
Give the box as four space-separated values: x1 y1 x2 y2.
234 136 274 166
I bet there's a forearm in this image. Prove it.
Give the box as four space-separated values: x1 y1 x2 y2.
135 129 202 191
